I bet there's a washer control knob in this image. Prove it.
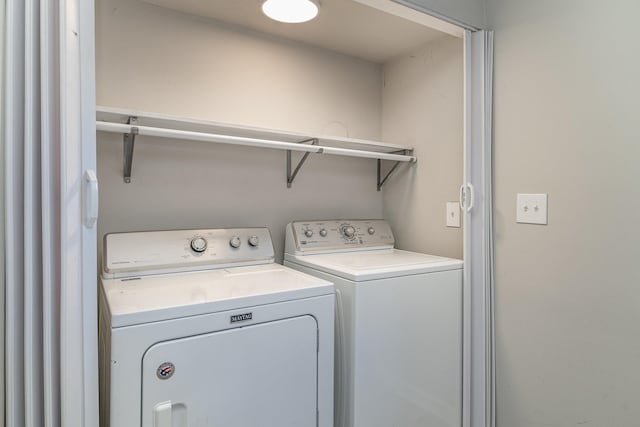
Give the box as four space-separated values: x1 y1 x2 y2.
248 235 259 247
342 226 356 239
229 236 241 248
190 237 208 253
319 228 328 237
367 226 375 235
304 229 314 238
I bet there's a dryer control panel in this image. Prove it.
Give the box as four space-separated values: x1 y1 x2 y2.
103 228 274 279
285 220 394 254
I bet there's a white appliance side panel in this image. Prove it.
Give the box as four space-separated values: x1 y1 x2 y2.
285 261 462 427
142 316 318 427
334 276 356 427
285 262 354 427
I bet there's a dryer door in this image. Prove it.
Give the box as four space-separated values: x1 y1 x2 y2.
141 315 318 427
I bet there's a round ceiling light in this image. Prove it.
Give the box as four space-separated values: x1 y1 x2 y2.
262 0 319 24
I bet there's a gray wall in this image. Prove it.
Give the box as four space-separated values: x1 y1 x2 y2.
488 1 640 426
95 0 385 262
95 0 465 263
382 35 463 259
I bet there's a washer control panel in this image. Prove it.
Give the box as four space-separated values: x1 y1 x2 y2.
103 228 274 279
287 220 394 253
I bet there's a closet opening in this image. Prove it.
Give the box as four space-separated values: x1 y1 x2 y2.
93 1 493 426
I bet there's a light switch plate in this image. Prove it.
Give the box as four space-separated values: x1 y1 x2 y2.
446 202 461 227
516 193 548 224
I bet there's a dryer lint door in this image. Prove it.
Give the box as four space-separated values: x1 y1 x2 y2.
142 315 319 426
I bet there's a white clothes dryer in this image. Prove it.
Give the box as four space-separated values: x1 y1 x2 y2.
99 228 334 427
284 220 462 427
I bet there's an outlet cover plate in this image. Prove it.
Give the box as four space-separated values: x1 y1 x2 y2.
446 202 461 227
516 193 548 224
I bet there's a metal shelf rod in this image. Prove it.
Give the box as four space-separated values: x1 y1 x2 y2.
96 121 417 163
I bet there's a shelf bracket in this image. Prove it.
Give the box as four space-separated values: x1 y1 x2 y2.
286 138 319 188
123 116 138 183
377 150 410 191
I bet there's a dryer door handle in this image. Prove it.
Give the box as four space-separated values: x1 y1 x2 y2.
154 401 173 427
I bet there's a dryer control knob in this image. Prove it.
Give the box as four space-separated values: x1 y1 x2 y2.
367 226 375 235
319 228 328 237
190 237 208 253
342 226 356 239
304 229 314 238
248 235 259 247
229 236 241 249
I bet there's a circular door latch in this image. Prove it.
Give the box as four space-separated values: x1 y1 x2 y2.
156 362 175 380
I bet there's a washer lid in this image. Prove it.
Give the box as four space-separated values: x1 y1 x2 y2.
101 264 333 327
285 249 463 281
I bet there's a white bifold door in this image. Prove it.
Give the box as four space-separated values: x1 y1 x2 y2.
4 0 98 426
142 316 319 427
462 29 495 427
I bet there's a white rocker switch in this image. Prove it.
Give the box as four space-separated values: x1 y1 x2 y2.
516 193 548 225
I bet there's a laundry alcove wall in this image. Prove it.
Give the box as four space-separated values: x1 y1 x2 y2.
95 0 463 261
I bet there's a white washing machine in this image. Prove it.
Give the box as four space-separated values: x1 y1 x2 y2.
99 228 334 427
284 220 463 427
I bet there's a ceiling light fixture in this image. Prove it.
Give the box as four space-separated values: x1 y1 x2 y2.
262 0 319 24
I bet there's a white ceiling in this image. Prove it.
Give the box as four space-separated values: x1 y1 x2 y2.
141 0 450 63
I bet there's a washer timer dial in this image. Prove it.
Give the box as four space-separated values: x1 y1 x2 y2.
341 225 356 239
190 236 208 253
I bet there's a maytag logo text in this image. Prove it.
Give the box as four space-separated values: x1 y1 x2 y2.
230 312 253 323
